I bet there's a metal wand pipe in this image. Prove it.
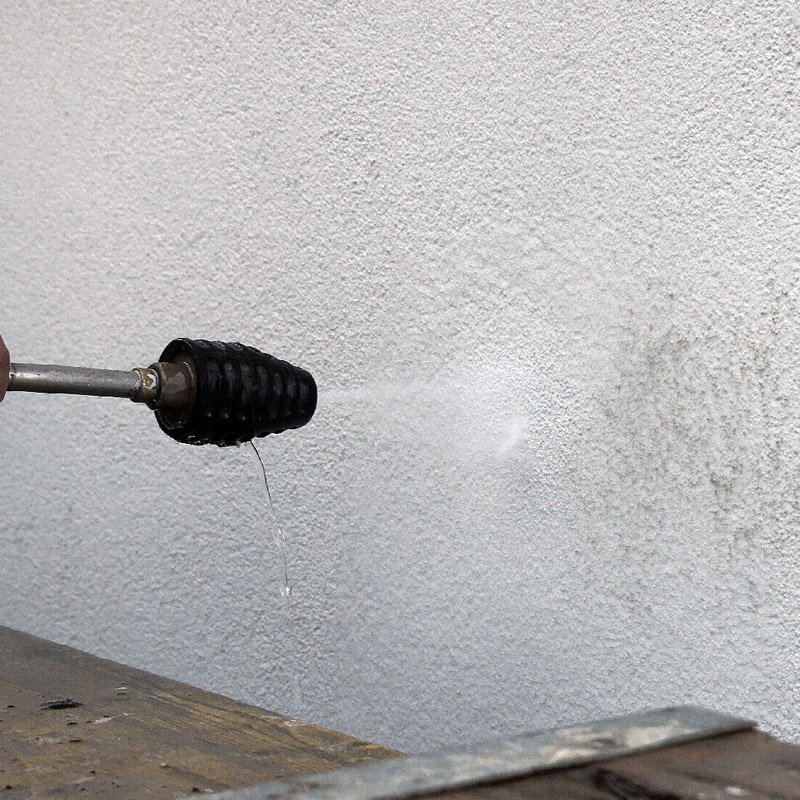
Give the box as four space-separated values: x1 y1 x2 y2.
8 363 157 403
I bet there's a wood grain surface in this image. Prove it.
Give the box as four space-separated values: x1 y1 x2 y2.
435 730 800 799
0 626 402 799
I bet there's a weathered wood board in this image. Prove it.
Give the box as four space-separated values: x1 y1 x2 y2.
435 729 800 799
0 626 402 798
5 625 796 800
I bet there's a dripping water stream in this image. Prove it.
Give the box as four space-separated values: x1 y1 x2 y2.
249 441 293 601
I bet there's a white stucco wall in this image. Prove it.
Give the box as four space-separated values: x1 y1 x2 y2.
2 2 800 753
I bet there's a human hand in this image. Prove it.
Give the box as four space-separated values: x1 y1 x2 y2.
0 336 9 403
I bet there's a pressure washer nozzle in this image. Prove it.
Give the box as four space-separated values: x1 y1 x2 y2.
1 337 317 447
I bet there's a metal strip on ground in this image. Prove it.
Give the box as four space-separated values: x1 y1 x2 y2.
203 706 754 800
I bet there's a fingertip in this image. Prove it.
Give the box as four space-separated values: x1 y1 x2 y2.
0 335 9 403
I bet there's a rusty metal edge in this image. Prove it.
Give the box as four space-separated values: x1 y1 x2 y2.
200 706 754 800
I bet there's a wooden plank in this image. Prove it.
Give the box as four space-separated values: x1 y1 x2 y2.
0 626 402 799
435 730 800 799
592 730 800 800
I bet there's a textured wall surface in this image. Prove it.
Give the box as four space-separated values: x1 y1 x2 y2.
2 2 800 753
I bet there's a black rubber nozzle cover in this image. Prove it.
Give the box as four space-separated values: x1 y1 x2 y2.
154 338 317 447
